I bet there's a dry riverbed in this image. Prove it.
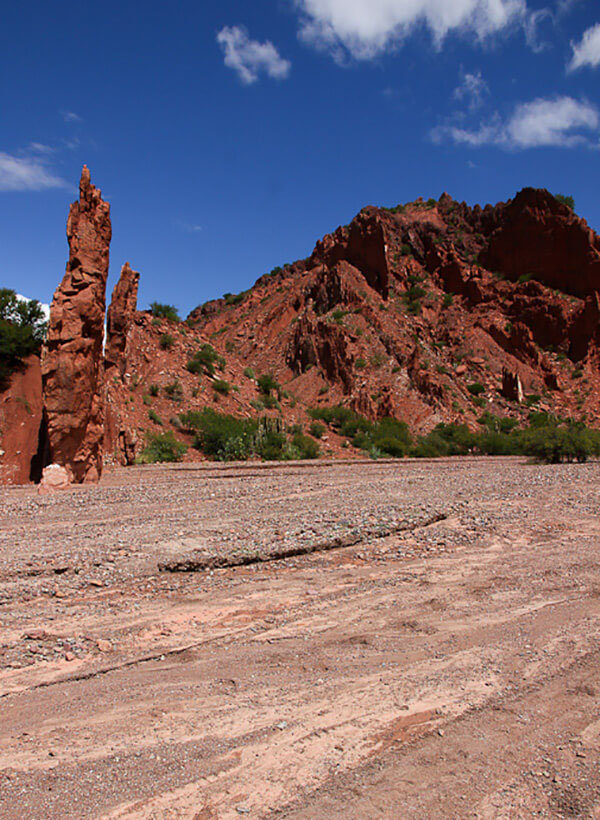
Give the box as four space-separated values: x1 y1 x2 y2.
1 457 600 819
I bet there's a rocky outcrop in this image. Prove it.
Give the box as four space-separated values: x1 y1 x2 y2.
310 210 391 299
105 262 140 375
501 368 524 403
287 307 356 392
42 166 112 483
0 355 44 485
481 188 600 297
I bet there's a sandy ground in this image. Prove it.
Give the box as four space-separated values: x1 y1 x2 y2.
1 457 600 819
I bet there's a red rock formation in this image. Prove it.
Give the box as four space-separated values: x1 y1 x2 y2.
105 262 140 375
42 166 112 483
481 188 600 297
501 368 524 403
0 355 44 485
310 210 391 299
287 306 356 392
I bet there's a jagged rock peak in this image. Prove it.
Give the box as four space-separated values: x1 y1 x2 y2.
42 166 112 483
105 262 140 374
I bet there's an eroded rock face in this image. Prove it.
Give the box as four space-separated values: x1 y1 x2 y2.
501 368 524 403
481 188 600 297
0 355 44 485
105 262 140 375
42 166 112 483
310 210 391 299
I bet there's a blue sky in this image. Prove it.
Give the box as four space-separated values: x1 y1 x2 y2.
1 0 599 315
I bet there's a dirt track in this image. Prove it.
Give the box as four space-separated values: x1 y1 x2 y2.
1 458 600 819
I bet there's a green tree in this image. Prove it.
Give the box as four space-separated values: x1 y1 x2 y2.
0 289 47 387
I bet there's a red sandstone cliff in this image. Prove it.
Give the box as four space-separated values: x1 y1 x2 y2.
0 355 44 485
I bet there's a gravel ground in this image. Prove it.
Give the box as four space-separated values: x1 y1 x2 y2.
1 457 600 818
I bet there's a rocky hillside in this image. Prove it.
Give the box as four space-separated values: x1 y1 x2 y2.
3 176 600 483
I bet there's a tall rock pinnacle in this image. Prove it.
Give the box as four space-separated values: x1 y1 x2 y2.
42 166 112 483
105 262 140 375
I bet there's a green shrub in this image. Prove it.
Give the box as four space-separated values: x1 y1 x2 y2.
331 309 349 324
442 293 454 308
0 289 47 387
149 384 160 397
143 394 151 406
148 409 163 426
309 421 326 439
137 432 187 463
290 433 320 460
212 379 230 395
224 291 247 306
467 382 485 396
257 373 280 397
243 366 255 379
159 333 174 350
180 409 317 462
355 358 367 369
187 343 225 376
554 193 575 211
262 394 280 410
164 379 183 402
150 302 180 322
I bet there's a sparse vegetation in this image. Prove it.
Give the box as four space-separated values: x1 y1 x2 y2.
554 193 575 211
150 302 180 322
187 343 225 376
137 431 187 463
309 421 326 439
148 408 163 426
212 379 231 395
257 373 281 398
164 379 183 402
179 409 320 462
467 382 485 396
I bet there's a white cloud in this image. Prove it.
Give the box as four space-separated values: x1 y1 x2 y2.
62 110 82 123
217 26 291 84
453 70 489 109
295 0 530 60
0 152 67 192
568 22 600 72
432 96 599 149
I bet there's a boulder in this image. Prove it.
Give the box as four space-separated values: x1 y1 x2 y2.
38 463 71 495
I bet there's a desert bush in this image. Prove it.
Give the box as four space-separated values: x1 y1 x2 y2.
290 433 320 460
164 379 183 402
149 383 160 397
150 302 180 322
187 343 225 376
309 421 326 439
137 432 187 463
467 382 485 396
212 379 230 395
257 373 280 397
554 193 575 211
159 333 174 350
243 366 255 379
148 408 163 426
